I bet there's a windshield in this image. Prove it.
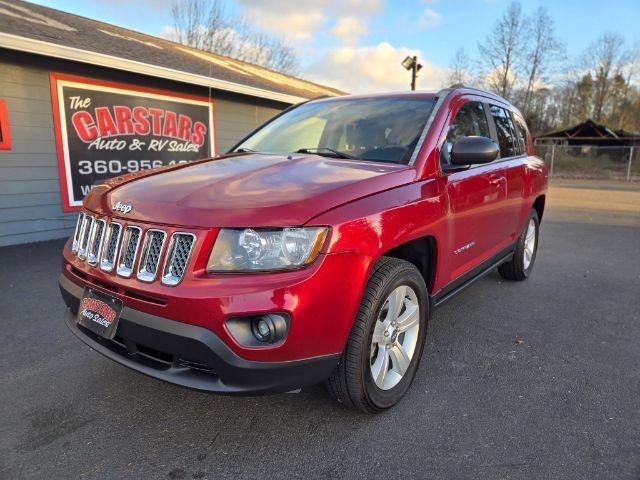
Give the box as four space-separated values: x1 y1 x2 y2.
234 97 436 164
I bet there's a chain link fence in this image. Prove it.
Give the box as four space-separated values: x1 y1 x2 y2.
534 144 639 182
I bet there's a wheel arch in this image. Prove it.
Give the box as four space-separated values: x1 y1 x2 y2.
378 235 438 294
533 194 545 223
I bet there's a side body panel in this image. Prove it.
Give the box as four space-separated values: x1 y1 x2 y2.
432 94 512 285
313 89 548 299
310 179 448 291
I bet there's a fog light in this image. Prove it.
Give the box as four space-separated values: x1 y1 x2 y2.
256 319 271 339
225 313 290 347
251 314 287 344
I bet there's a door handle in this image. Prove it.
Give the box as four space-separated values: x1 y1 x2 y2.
489 176 506 187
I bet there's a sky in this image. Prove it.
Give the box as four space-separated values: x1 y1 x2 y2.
31 0 640 93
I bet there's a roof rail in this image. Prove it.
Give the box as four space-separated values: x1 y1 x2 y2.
443 86 523 115
445 85 516 105
434 87 454 99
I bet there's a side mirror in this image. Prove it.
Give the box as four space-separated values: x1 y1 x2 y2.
449 136 499 166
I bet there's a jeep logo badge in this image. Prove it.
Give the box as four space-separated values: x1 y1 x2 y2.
112 201 132 214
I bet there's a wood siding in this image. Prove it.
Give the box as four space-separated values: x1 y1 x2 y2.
0 54 283 247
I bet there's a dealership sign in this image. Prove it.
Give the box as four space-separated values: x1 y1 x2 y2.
50 74 215 211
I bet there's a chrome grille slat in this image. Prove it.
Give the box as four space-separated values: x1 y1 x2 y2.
137 229 167 282
162 233 196 286
87 219 106 265
70 213 197 285
71 212 85 254
77 215 94 261
100 222 122 272
116 226 142 278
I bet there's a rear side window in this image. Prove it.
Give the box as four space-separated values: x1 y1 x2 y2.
441 101 491 165
513 114 529 154
490 105 519 158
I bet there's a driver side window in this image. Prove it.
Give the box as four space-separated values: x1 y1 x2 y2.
441 101 491 165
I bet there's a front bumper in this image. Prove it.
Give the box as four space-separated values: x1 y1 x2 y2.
62 237 372 362
60 274 340 394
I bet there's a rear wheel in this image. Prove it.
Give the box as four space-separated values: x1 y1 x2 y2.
499 209 539 281
325 257 428 413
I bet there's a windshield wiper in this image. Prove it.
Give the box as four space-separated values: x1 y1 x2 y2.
295 147 357 160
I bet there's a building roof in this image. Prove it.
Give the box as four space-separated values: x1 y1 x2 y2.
536 119 640 141
0 0 344 104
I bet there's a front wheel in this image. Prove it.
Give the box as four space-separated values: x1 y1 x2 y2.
499 209 539 281
325 257 428 413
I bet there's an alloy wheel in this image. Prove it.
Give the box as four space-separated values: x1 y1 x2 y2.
369 285 420 390
523 218 536 270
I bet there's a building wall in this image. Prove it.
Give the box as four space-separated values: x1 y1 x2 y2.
0 51 285 247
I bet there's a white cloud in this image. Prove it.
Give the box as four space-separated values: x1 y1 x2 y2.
251 10 326 42
329 16 368 47
236 0 326 42
158 25 176 40
338 0 383 15
418 8 442 29
236 0 382 44
302 42 447 94
160 0 450 95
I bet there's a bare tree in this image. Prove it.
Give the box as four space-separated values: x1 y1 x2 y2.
447 47 472 86
169 0 298 74
478 2 526 98
585 33 626 122
607 41 639 129
170 0 227 52
521 7 563 114
469 8 640 133
239 29 298 75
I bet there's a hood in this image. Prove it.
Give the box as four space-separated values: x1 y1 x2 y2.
84 153 415 227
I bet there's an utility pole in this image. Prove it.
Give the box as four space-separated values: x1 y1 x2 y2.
401 55 423 91
410 56 418 91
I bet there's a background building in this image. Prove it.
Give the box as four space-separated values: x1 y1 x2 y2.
535 119 640 147
0 0 342 246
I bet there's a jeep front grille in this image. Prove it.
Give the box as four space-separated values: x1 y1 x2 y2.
69 212 196 286
77 215 94 260
87 219 106 265
100 222 122 272
116 226 142 278
137 229 167 282
162 233 196 286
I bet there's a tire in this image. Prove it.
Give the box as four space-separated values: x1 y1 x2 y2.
325 257 429 413
498 209 539 281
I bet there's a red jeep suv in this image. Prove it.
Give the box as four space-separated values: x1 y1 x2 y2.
59 87 547 412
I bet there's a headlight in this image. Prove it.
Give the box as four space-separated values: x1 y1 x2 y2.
206 227 328 272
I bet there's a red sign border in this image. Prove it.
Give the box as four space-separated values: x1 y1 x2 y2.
49 73 216 212
0 99 11 150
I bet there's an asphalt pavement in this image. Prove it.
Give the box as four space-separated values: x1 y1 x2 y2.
1 181 639 479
